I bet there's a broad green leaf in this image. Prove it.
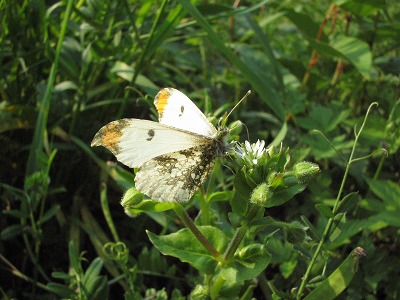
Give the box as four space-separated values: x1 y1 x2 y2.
373 211 400 227
366 179 400 209
306 36 372 79
266 177 307 208
221 243 271 281
147 226 228 274
304 247 367 300
327 218 378 249
335 0 386 16
297 103 350 132
330 35 372 79
315 203 334 218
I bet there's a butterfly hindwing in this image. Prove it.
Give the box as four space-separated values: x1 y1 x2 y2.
134 144 217 203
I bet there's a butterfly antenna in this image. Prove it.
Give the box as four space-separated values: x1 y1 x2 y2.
242 122 250 141
221 90 251 126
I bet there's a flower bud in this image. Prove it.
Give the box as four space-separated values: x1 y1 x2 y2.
284 221 308 244
120 187 144 217
190 285 210 300
250 183 272 206
293 162 320 184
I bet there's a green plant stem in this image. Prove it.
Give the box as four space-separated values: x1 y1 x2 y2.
223 225 247 262
0 254 50 292
25 0 73 179
210 276 226 300
223 204 259 262
210 204 260 298
100 184 120 242
296 103 377 299
173 204 222 261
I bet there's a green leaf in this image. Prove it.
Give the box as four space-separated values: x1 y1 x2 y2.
85 276 109 300
147 226 228 274
221 243 271 281
68 241 82 275
280 259 298 279
366 179 400 209
315 203 334 218
283 8 329 42
51 271 71 280
208 191 234 203
46 282 74 298
110 61 134 82
82 257 104 284
178 0 285 119
1 224 24 240
38 204 60 225
336 0 386 16
124 199 175 215
330 35 372 79
231 170 252 215
337 192 359 213
304 247 367 300
266 177 307 208
297 103 350 132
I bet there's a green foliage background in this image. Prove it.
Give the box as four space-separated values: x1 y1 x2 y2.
1 0 399 299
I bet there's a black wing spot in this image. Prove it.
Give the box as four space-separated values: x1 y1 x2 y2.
146 129 155 141
179 105 185 117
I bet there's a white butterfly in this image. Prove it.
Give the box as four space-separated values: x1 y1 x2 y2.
91 88 230 203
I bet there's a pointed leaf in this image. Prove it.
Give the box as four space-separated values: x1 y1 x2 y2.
304 247 367 300
337 192 359 213
315 203 334 218
1 224 24 240
147 226 227 274
38 204 60 225
221 244 271 281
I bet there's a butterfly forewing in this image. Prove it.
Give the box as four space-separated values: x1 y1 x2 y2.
155 88 217 138
91 119 213 168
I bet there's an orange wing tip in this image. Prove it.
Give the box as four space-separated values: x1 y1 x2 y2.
154 88 175 115
90 119 130 153
90 132 102 147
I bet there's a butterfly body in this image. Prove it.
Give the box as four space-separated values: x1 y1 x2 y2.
91 88 229 203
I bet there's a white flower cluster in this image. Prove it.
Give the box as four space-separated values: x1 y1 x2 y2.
235 140 272 166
